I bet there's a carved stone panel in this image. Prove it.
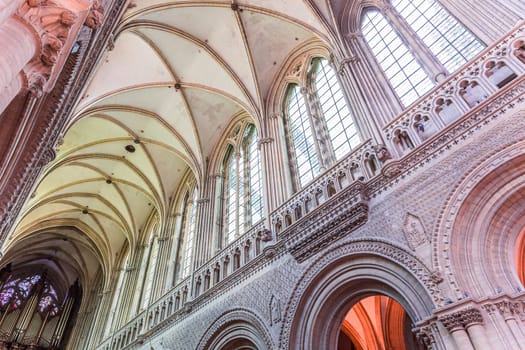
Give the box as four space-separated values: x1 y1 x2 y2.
403 212 428 250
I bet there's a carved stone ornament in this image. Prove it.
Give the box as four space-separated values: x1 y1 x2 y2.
85 0 104 29
18 0 80 93
283 183 369 263
415 324 435 346
439 308 484 332
403 213 428 250
269 295 281 326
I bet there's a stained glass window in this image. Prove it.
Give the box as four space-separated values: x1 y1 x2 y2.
38 284 60 316
0 274 60 316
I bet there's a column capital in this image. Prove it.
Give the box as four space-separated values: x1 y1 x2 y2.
439 308 484 332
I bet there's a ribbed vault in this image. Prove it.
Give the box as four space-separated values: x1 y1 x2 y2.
4 1 335 290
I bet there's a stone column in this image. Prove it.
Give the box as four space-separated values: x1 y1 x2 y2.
495 300 525 349
0 0 24 26
439 313 474 350
461 308 492 350
0 18 37 96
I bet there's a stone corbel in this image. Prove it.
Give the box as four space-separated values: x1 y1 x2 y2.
414 324 435 348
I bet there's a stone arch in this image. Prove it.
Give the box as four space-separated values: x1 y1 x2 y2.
279 239 438 350
197 308 274 350
435 141 525 299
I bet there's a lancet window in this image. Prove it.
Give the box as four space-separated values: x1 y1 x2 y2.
284 57 362 189
222 121 263 245
361 0 485 106
180 186 198 279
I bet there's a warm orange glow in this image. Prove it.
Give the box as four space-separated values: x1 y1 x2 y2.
339 296 408 350
515 227 525 285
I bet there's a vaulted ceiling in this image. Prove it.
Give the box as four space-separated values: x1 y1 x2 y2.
4 0 340 290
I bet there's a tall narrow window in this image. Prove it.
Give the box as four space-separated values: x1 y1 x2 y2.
142 221 159 309
392 0 484 73
180 189 197 278
287 84 321 187
284 58 362 190
222 121 264 245
362 10 434 106
315 59 361 160
224 146 238 244
245 125 263 226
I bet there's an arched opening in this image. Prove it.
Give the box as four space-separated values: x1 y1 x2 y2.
197 310 273 350
338 295 424 350
514 227 525 287
286 242 435 350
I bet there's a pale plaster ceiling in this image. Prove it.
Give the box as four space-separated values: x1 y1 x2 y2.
5 0 337 289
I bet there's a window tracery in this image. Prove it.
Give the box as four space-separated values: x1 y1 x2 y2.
0 274 61 317
180 187 198 279
361 0 485 107
222 122 264 245
284 57 362 189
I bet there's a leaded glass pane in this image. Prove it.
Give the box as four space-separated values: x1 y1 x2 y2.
392 0 484 73
181 189 197 277
314 59 361 159
247 126 263 225
287 85 320 187
362 10 434 106
225 148 237 243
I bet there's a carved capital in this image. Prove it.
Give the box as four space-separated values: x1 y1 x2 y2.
494 300 522 319
337 56 360 74
461 308 484 327
439 313 464 332
258 137 273 146
439 308 484 332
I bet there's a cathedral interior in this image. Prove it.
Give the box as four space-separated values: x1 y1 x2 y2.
0 0 524 349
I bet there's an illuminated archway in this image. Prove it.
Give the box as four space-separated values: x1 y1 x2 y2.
283 240 436 350
338 295 423 350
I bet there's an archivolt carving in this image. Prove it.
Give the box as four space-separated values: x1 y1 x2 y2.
433 133 525 298
278 239 442 348
195 308 274 350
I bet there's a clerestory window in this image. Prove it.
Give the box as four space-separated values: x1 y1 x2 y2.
284 57 362 189
361 0 485 107
222 122 263 245
180 187 198 279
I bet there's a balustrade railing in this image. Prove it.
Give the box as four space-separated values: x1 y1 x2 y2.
268 139 378 238
383 22 525 158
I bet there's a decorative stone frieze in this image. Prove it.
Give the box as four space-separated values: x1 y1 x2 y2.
282 182 369 262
